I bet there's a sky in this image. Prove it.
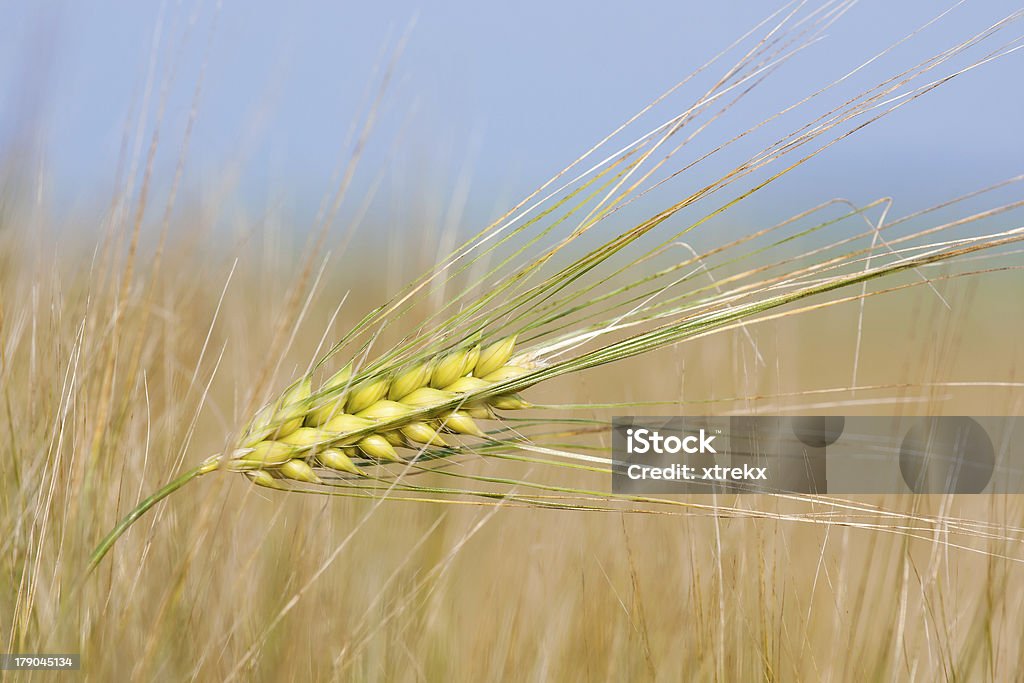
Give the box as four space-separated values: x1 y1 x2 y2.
1 1 1022 233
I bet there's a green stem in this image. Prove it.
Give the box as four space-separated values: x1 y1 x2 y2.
88 462 215 574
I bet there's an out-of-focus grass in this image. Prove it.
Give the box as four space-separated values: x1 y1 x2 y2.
1 199 1022 680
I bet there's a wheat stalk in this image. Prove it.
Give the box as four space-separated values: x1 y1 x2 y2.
87 3 1024 573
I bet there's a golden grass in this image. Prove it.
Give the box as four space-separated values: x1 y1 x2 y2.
3 3 1024 678
2 220 1023 679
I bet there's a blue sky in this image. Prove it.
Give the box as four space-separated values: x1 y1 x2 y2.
2 1 1022 230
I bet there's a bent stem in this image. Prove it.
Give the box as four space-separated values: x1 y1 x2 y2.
88 459 218 574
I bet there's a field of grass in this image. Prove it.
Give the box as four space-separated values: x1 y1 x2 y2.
2 3 1024 681
2 214 1022 680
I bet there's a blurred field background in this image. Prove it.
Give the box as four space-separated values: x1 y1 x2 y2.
3 1 1024 681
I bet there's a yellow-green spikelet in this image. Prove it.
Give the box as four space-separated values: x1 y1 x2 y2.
388 360 434 400
241 377 312 446
474 336 517 378
318 448 363 475
345 376 390 414
280 459 322 484
430 346 478 388
305 364 353 426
